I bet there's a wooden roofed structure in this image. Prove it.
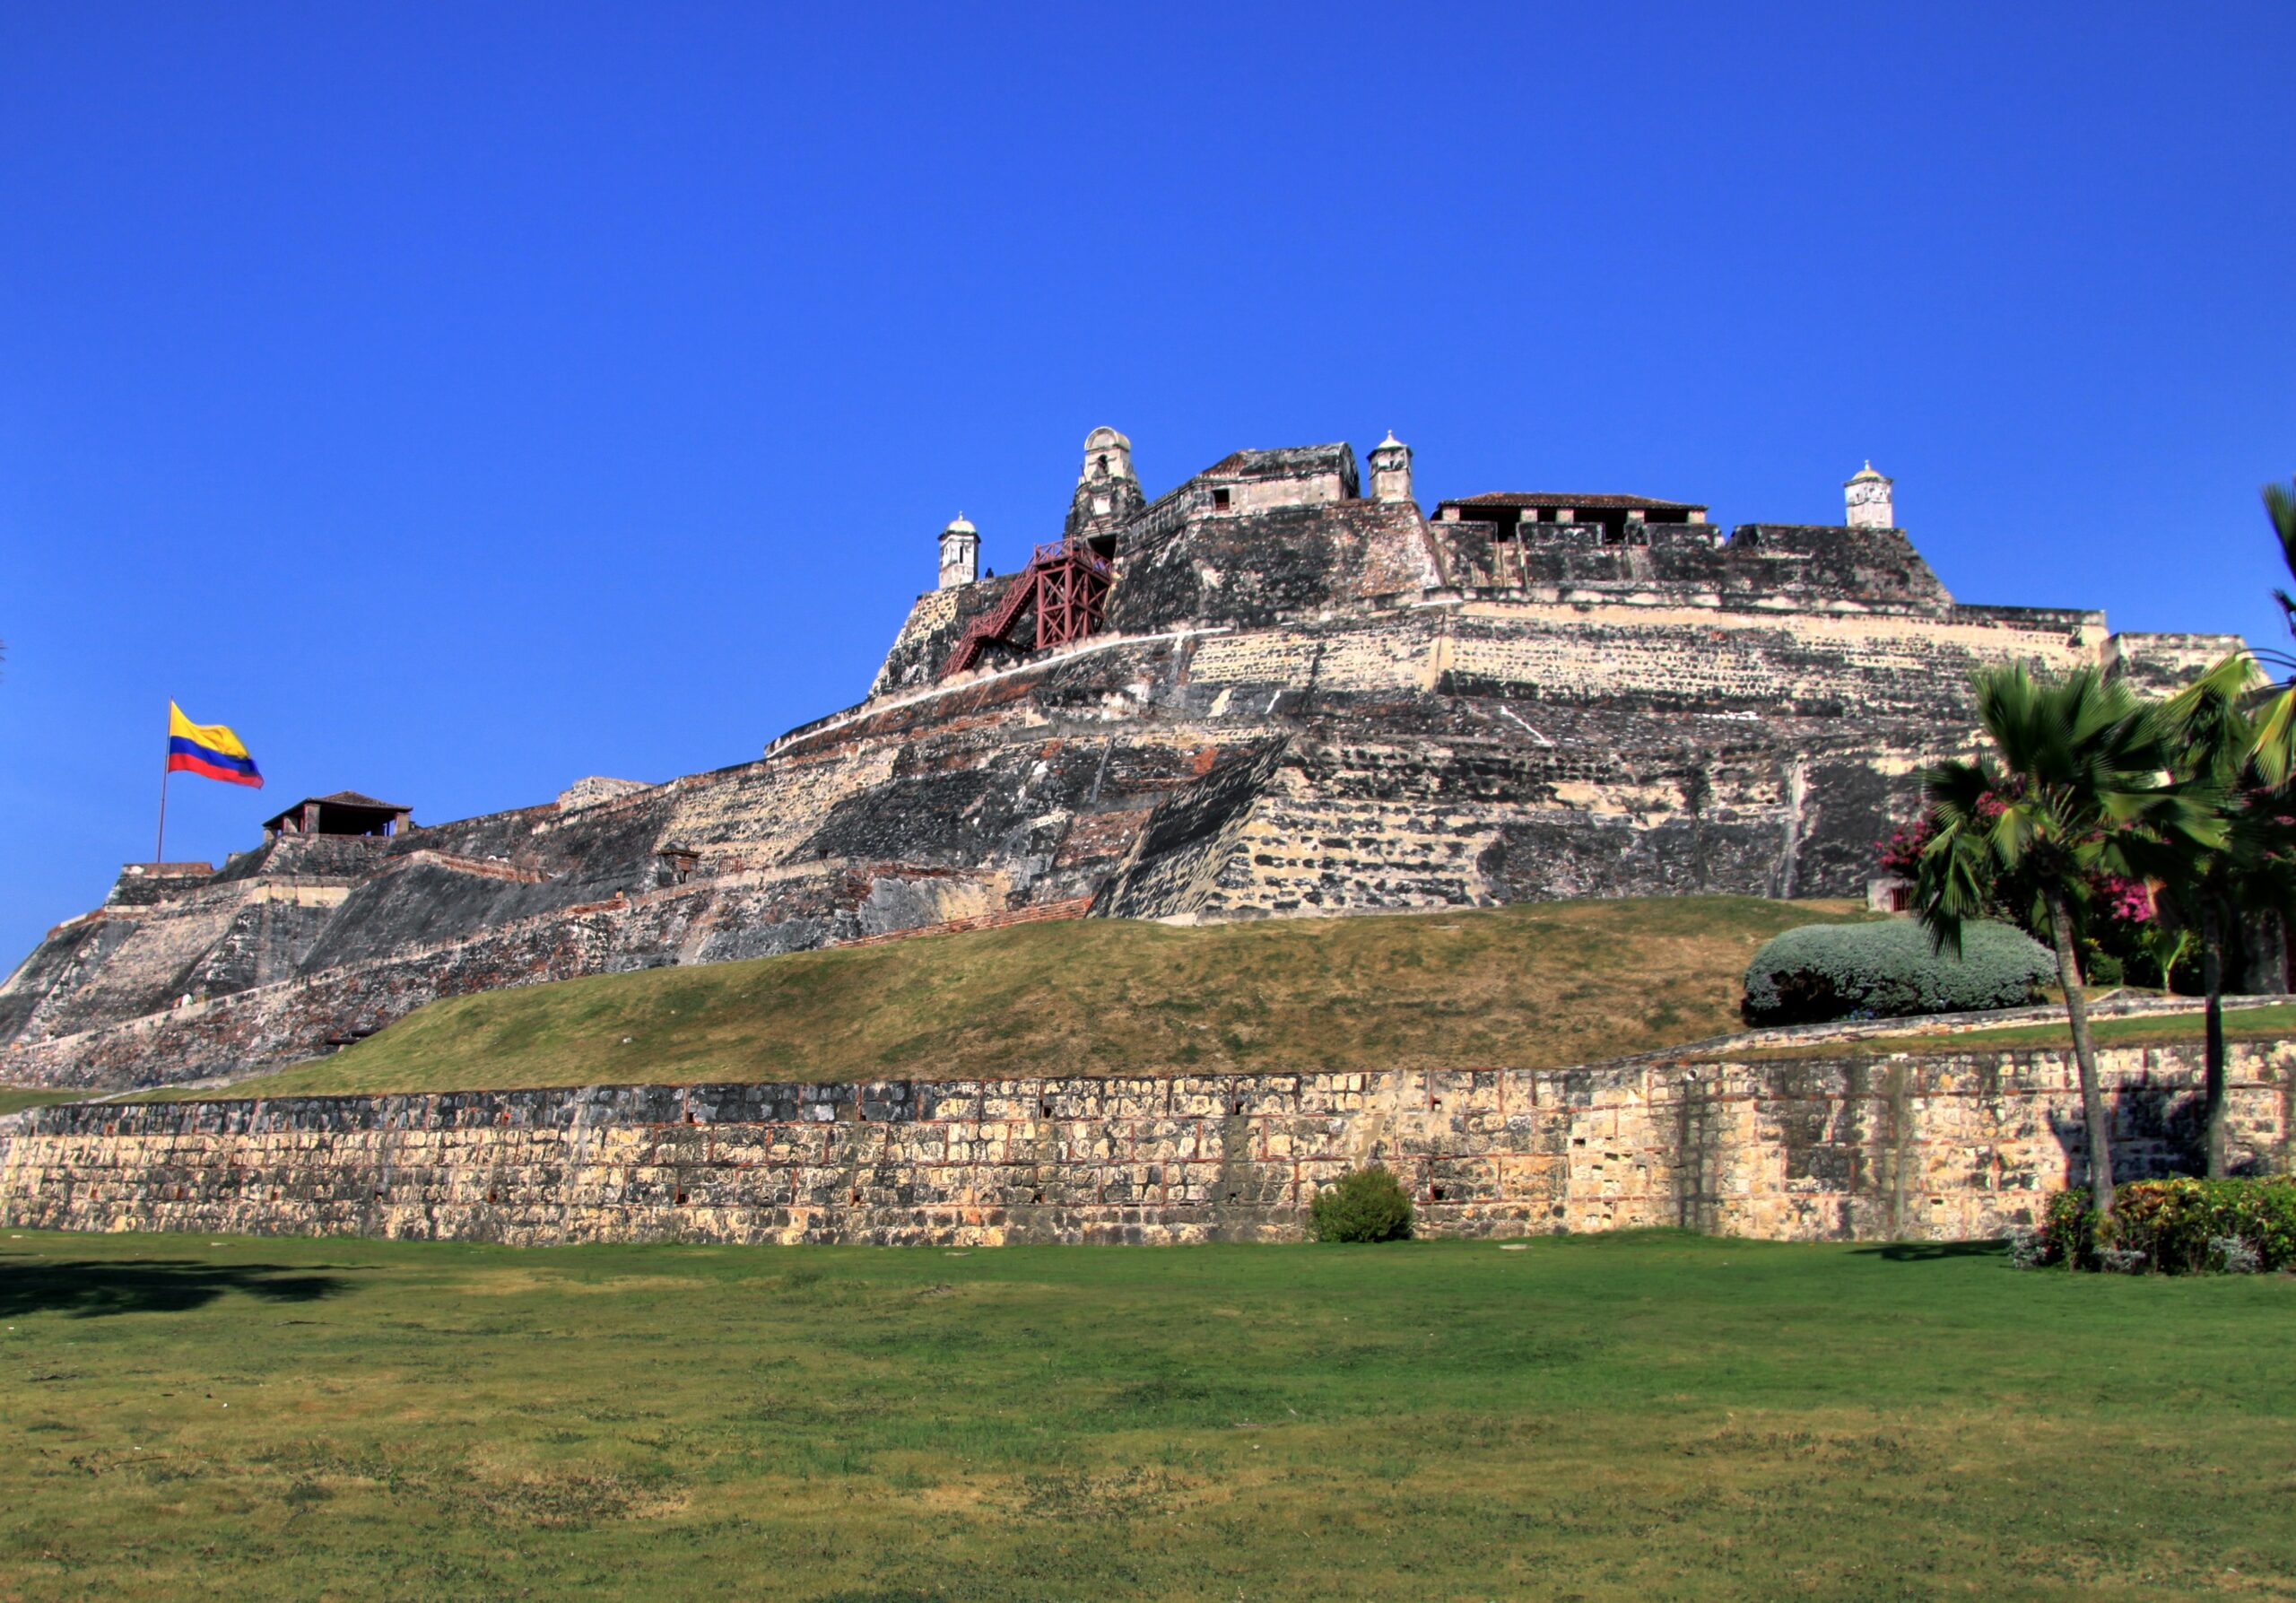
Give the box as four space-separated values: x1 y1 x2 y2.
262 791 414 840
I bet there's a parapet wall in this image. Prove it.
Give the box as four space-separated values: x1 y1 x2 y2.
4 1040 2287 1245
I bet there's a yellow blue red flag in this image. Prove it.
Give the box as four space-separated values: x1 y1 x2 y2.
166 701 263 788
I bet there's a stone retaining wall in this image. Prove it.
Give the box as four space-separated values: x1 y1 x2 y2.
4 1039 2288 1246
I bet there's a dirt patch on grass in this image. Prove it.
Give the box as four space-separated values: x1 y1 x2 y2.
454 1271 703 1298
466 1467 689 1528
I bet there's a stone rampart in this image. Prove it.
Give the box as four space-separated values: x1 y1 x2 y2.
4 1040 2286 1245
0 421 2255 1095
0 589 2248 1091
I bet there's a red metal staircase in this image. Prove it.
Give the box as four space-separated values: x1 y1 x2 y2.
943 540 1113 676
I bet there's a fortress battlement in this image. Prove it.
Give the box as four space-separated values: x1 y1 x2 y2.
0 427 2247 1093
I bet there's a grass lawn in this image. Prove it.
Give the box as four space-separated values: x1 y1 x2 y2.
157 894 1871 1101
0 1231 2288 1600
1712 1001 2296 1061
0 1087 87 1117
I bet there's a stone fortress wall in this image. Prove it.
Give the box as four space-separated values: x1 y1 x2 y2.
0 427 2248 1095
4 1036 2287 1245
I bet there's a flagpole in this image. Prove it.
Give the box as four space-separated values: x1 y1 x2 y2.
156 707 170 863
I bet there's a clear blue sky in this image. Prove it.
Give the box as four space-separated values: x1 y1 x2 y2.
3 3 2292 965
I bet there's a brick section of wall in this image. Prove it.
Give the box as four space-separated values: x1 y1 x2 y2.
4 1041 2286 1246
838 897 1094 948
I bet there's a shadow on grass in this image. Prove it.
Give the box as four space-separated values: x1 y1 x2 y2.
1849 1240 2009 1263
0 1258 353 1320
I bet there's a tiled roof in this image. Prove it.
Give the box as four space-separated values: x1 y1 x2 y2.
263 791 411 828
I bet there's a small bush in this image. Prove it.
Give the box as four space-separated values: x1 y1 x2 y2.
2209 1235 2263 1275
1309 1165 1414 1243
2029 1178 2296 1273
2115 1178 2296 1272
2037 1189 2102 1269
1741 919 2053 1026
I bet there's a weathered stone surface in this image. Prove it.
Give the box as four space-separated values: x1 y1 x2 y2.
0 429 2247 1092
3 1040 2283 1244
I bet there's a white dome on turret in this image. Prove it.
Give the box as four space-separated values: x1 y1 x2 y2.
1370 430 1414 503
1843 462 1896 528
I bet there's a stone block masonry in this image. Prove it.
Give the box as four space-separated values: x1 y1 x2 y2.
5 1040 2286 1245
0 423 2254 1094
835 895 1094 948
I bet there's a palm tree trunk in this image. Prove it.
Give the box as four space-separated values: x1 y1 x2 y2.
2048 890 2116 1218
2201 898 2227 1179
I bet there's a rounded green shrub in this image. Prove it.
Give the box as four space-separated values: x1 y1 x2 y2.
1741 919 2052 1026
2036 1177 2296 1273
1309 1165 1414 1242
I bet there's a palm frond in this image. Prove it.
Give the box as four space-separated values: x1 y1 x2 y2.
1970 663 2046 780
1912 825 1990 956
1919 757 1995 832
1917 658 2225 966
1912 756 2004 956
2255 685 2296 789
2266 479 2296 593
2160 653 2261 788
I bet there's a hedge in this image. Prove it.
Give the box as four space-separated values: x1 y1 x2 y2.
1741 918 2054 1026
2031 1177 2296 1273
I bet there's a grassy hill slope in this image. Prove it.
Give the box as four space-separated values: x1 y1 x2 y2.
177 896 1869 1100
0 1086 86 1117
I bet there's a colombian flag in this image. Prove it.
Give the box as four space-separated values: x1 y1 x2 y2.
167 701 264 788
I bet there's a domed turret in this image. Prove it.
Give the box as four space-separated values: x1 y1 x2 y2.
937 511 979 589
1370 431 1414 506
1844 462 1895 528
1082 426 1134 484
1064 426 1144 548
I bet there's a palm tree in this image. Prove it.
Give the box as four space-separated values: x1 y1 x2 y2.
1911 664 2222 1220
2158 479 2296 1172
2151 655 2296 1175
2248 478 2296 785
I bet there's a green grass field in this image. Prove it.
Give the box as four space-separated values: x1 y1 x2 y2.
156 894 1872 1101
1 1230 2288 1600
1708 1000 2296 1061
0 1087 85 1117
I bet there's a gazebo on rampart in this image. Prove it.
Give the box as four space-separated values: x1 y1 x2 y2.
261 790 414 841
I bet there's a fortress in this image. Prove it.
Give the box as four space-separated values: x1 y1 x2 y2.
0 429 2244 1096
